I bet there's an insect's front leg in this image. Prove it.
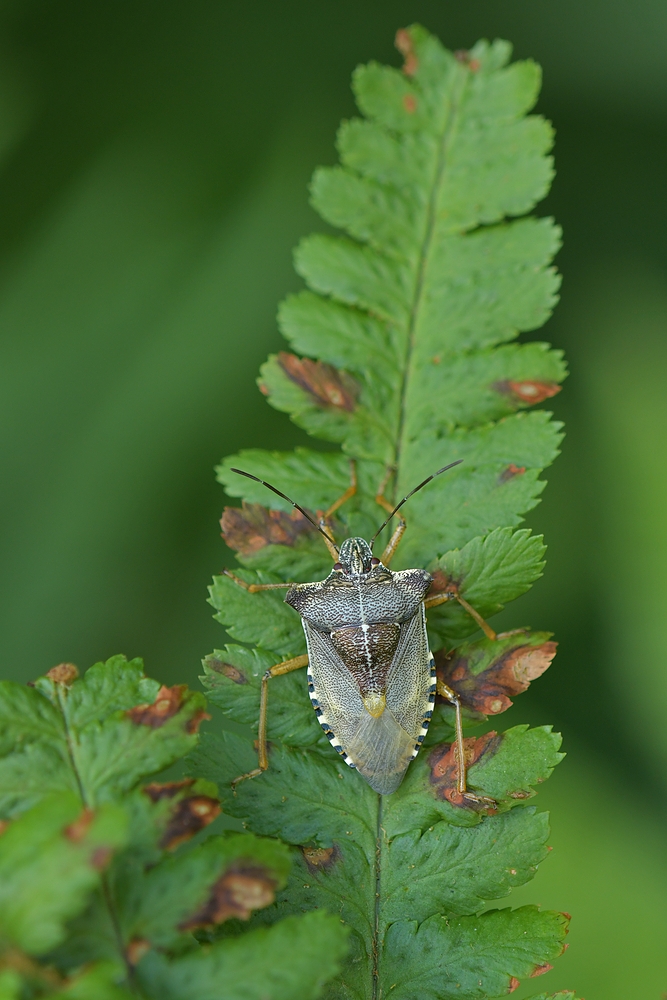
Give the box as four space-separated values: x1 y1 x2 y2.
232 653 309 788
222 568 294 593
436 678 496 807
375 467 406 566
317 460 357 560
424 589 499 641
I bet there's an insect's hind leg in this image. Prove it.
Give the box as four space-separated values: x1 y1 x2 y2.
375 467 406 566
232 654 309 788
436 678 496 807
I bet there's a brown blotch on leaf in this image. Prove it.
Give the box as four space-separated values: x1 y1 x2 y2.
207 658 248 684
427 570 459 598
144 779 195 802
161 796 221 851
428 733 501 809
65 808 94 843
508 978 520 993
530 963 554 978
395 28 419 76
91 846 114 870
0 820 9 836
495 378 561 405
403 93 417 114
499 463 526 483
454 49 481 72
46 663 79 685
143 780 221 849
436 640 557 717
221 501 315 556
126 685 186 728
278 352 359 412
180 864 276 929
126 938 151 967
187 708 211 734
301 845 340 873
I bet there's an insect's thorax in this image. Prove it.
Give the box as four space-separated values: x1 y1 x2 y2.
285 563 432 632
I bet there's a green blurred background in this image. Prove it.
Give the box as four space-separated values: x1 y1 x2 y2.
0 1 665 995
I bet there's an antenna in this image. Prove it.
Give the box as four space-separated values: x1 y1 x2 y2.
369 460 463 549
230 469 339 552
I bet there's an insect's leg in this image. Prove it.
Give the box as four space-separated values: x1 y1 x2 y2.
223 568 293 593
232 653 309 787
323 460 357 520
436 678 496 807
374 467 406 566
424 590 498 641
316 461 357 560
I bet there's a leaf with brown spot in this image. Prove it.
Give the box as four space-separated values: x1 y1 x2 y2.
126 685 187 728
499 463 527 483
429 733 502 810
160 795 221 851
180 863 277 929
142 778 221 850
126 938 151 967
436 632 557 718
395 27 419 76
530 962 554 977
65 808 95 842
221 500 315 556
506 379 561 405
301 845 340 873
143 779 196 802
45 663 79 685
278 352 359 412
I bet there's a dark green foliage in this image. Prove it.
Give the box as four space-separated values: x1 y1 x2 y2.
0 24 577 1000
203 25 574 1000
0 658 347 999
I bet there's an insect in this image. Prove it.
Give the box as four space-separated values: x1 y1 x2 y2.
224 463 498 800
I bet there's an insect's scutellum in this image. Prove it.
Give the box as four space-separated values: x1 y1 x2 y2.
228 461 495 801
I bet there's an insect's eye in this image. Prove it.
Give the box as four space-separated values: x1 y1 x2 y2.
333 562 343 571
371 557 380 566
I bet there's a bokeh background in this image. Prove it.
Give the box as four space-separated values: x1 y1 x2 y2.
0 1 665 996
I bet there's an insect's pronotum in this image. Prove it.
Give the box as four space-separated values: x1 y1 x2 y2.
224 463 499 800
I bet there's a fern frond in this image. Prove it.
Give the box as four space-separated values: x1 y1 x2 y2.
198 25 570 1000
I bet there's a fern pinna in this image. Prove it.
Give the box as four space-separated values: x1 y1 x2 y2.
192 25 571 1000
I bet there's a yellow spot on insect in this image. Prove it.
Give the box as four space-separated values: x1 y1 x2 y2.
363 692 386 717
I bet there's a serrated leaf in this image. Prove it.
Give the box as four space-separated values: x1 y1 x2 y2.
426 527 547 644
204 24 571 1000
434 631 557 720
122 831 291 949
0 792 127 954
0 657 208 817
135 910 349 1000
187 722 564 1000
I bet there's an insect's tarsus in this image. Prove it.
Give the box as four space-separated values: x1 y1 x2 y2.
369 459 463 549
231 468 339 552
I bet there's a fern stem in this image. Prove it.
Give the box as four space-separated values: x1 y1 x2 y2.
372 793 384 1000
394 66 469 482
54 685 143 996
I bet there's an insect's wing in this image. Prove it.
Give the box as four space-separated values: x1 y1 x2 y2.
386 604 435 752
303 609 434 796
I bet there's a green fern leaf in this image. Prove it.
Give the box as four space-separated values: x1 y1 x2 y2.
199 24 570 1000
0 659 347 1000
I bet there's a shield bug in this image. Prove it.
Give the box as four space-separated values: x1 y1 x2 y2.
223 463 497 800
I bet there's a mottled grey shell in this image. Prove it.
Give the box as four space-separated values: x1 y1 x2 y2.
285 560 435 795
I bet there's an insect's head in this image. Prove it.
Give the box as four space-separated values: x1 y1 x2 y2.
230 459 464 570
335 537 375 576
